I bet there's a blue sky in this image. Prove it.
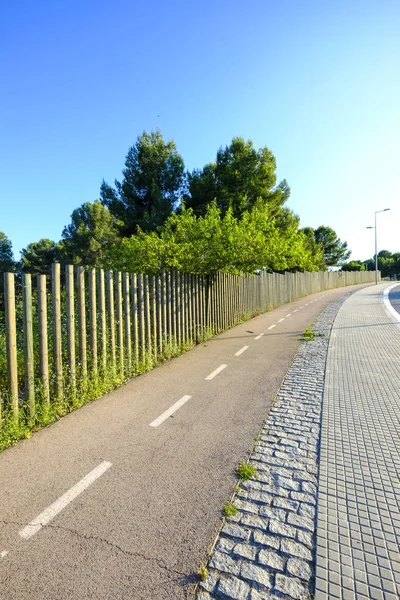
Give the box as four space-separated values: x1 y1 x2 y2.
1 0 399 261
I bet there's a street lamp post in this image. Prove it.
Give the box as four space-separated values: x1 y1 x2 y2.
366 208 390 285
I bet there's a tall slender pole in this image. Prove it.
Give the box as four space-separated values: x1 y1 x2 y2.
374 211 378 285
367 208 390 285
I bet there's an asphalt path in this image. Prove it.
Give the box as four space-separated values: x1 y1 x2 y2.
389 283 400 315
0 284 371 600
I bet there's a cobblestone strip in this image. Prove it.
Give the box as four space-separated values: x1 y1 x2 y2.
197 295 351 600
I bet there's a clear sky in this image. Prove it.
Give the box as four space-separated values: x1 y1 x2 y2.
1 0 399 262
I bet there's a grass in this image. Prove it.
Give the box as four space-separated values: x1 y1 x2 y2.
198 563 208 582
298 327 325 342
0 333 201 453
299 327 316 341
235 462 257 480
223 502 238 517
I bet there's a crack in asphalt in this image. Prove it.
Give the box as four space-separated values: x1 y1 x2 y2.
43 523 187 578
1 519 187 580
0 519 25 528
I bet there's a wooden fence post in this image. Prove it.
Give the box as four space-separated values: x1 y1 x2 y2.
170 270 176 345
143 275 152 359
165 271 171 342
98 269 107 372
65 266 76 395
77 266 87 378
4 273 18 418
22 273 35 420
106 270 116 375
89 268 98 376
130 274 139 368
37 274 50 407
116 271 124 375
123 273 132 374
138 274 145 364
156 274 163 356
150 276 157 362
52 263 63 400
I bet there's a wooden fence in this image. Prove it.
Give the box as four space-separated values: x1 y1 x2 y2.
0 266 375 422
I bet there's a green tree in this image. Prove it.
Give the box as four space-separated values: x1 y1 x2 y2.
101 130 186 235
365 251 400 278
185 137 289 218
62 200 122 267
300 227 326 270
20 238 62 275
0 232 15 272
111 201 322 276
341 260 365 271
313 226 351 266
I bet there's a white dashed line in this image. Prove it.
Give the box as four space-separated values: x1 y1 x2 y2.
1 551 9 559
286 313 291 317
254 333 264 340
278 318 285 323
268 324 276 330
293 309 298 313
19 461 112 540
299 306 304 310
150 395 192 427
235 346 249 357
205 364 227 380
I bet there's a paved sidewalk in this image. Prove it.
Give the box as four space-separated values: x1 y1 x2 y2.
315 283 400 600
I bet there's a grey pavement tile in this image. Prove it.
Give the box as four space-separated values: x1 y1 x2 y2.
314 285 400 600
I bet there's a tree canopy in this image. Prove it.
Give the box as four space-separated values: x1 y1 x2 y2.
62 200 122 267
375 250 400 278
110 201 322 275
185 137 289 219
101 130 186 235
0 232 15 273
341 260 365 272
313 226 351 266
300 227 326 270
9 130 358 278
20 239 62 275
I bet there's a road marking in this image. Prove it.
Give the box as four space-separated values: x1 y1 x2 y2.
235 345 249 357
19 461 112 540
150 395 192 427
254 333 264 340
205 364 227 380
299 306 304 309
293 309 298 313
1 551 9 559
383 284 400 322
268 324 276 330
286 313 291 317
278 318 285 323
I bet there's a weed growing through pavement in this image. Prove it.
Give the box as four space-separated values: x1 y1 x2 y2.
198 563 208 581
223 502 238 517
299 327 316 341
235 462 257 480
298 327 325 342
